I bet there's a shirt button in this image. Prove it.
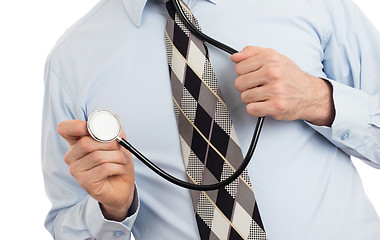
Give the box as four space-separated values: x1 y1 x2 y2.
341 130 350 140
113 231 124 238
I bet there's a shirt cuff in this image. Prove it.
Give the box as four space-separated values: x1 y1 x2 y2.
84 187 139 239
307 79 369 150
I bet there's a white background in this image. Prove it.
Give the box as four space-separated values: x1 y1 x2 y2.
0 0 379 239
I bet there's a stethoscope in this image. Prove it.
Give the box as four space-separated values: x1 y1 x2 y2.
87 0 265 191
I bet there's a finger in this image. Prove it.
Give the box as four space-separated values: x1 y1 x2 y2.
65 136 120 165
240 85 271 104
246 100 287 120
69 150 130 175
82 162 128 184
234 55 265 76
57 120 89 145
235 69 268 92
231 46 266 63
246 101 270 117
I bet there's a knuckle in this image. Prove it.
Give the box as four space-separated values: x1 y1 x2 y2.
114 151 124 164
242 46 253 52
63 152 71 165
77 137 92 153
272 114 281 121
76 174 87 187
235 64 244 76
278 101 288 113
235 77 243 91
270 82 284 96
272 100 288 119
273 113 285 121
101 163 112 173
264 49 280 62
109 141 120 150
267 67 283 80
123 150 133 164
246 104 255 116
246 104 252 115
118 151 131 165
271 54 281 63
89 151 103 164
241 91 249 103
266 48 277 54
69 166 77 178
246 104 266 117
126 153 133 164
56 122 64 136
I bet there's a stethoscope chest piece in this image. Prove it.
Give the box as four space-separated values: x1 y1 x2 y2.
87 109 121 143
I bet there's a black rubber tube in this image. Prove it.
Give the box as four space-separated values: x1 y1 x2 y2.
119 117 264 191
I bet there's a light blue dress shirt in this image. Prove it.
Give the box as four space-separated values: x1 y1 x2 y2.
42 0 380 239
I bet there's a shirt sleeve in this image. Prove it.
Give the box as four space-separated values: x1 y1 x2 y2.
42 60 139 239
308 0 380 168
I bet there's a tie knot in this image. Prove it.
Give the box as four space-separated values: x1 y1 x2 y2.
164 0 199 30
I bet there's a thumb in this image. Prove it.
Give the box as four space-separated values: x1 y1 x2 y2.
57 120 89 145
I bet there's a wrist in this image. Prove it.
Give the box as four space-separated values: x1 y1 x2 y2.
100 202 130 222
100 189 135 222
305 77 335 127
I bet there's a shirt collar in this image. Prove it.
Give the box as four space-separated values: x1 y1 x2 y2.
122 0 218 28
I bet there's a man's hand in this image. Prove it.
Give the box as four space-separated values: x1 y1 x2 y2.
57 120 135 221
231 46 335 126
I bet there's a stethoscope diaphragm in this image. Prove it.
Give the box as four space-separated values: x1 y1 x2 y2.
87 109 121 143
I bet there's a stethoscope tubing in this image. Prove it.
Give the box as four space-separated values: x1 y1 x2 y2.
117 117 264 191
115 0 266 191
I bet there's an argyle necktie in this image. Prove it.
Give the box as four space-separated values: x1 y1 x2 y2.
164 1 267 239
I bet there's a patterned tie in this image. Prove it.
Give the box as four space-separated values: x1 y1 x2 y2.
164 1 267 239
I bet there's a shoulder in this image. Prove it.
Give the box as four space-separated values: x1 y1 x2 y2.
47 0 107 61
46 0 130 66
44 0 133 107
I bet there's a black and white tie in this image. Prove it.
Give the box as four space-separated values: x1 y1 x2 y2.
164 1 267 239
